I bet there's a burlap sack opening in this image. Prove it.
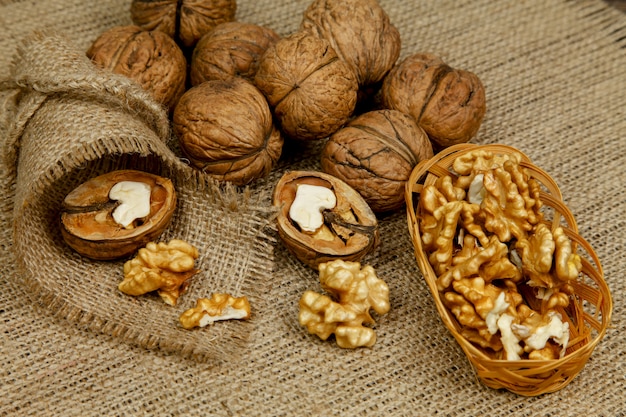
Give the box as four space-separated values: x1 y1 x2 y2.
1 32 276 363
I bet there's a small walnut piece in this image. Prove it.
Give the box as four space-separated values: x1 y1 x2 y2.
108 181 152 228
179 293 252 329
190 22 280 85
130 0 237 49
173 77 283 186
273 170 379 269
60 170 176 260
299 260 390 348
254 31 358 140
87 25 187 112
289 184 337 232
118 239 199 306
321 109 434 213
382 53 486 148
301 0 400 88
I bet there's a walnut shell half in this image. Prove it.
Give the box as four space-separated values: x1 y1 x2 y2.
382 53 486 148
321 109 434 213
60 170 176 260
273 170 379 269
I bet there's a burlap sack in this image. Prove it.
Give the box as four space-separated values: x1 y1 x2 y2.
1 0 625 415
0 31 278 363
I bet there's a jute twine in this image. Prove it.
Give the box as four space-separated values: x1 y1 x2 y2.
1 0 625 415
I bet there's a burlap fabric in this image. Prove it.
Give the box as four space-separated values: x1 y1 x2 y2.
1 0 624 415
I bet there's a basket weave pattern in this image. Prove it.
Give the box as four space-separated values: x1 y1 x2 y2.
405 143 612 396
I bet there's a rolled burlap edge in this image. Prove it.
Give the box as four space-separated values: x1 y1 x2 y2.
0 31 278 363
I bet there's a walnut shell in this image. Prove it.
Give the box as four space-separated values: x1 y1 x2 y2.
173 77 283 185
321 109 434 213
60 170 176 260
87 25 187 112
273 170 379 269
254 31 358 141
301 0 401 88
130 0 237 49
190 22 280 86
381 53 487 148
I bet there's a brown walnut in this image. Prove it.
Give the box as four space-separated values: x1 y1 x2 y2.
273 170 379 269
190 21 280 86
301 0 401 88
321 109 434 213
254 31 358 141
381 53 487 148
87 25 187 112
130 0 237 49
60 170 176 260
173 77 283 186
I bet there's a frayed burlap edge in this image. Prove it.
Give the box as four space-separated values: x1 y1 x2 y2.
0 31 279 363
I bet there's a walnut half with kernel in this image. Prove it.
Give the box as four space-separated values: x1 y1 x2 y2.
273 170 379 269
60 170 176 260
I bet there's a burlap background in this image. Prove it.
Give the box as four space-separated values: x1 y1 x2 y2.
1 0 624 415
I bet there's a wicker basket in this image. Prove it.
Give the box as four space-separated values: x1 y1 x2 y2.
405 143 612 396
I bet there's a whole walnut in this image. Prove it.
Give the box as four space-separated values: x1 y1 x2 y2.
301 0 401 88
190 22 280 86
130 0 237 49
321 109 433 213
254 31 358 141
173 77 283 186
87 25 187 112
381 53 487 148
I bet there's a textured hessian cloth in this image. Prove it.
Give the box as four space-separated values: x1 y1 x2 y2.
1 0 625 415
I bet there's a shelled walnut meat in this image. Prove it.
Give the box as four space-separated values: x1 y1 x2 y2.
190 21 280 86
273 170 379 269
60 170 176 260
119 239 199 306
301 0 401 88
254 31 358 141
173 77 283 186
382 53 486 148
418 150 582 360
321 109 434 213
299 259 390 348
130 0 237 49
87 25 187 112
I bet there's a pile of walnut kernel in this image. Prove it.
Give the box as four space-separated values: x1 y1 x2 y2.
81 0 492 344
420 150 582 360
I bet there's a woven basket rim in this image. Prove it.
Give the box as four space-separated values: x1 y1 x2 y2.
405 143 613 396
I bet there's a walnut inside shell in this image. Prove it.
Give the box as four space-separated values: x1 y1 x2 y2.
87 25 187 112
190 21 280 86
301 0 401 88
273 170 379 269
382 53 487 148
254 31 358 141
130 0 237 49
321 109 434 213
173 77 283 186
60 170 176 260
